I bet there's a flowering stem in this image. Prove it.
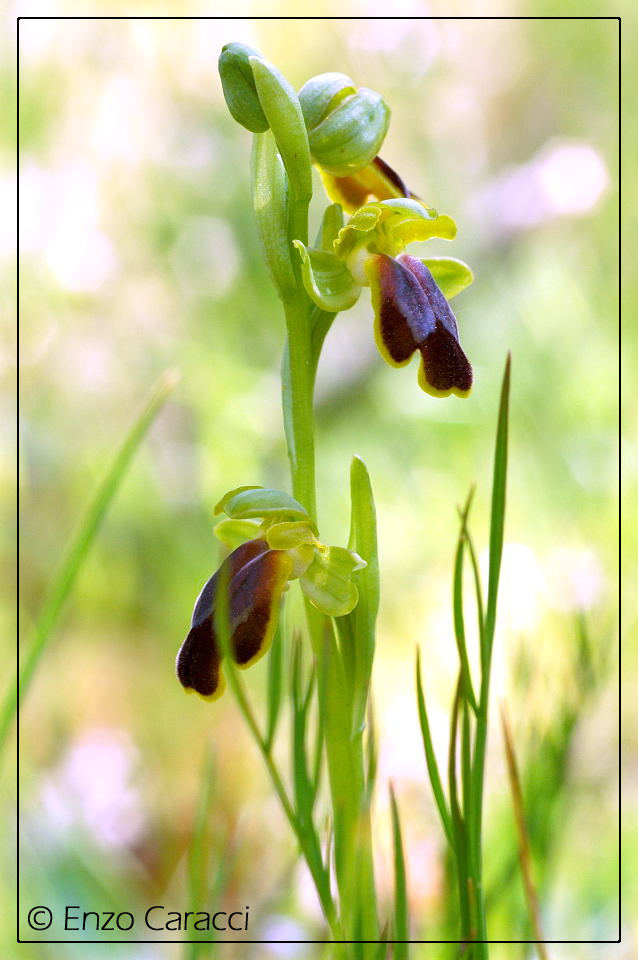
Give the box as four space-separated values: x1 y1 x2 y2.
281 185 318 521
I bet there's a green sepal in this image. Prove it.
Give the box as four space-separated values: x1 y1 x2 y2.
293 241 362 312
251 131 297 300
215 486 311 523
250 57 312 202
300 545 366 617
218 43 269 133
421 257 474 299
214 517 263 549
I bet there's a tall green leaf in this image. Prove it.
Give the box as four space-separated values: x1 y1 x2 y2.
347 455 380 738
415 648 452 845
390 784 409 959
2 370 178 751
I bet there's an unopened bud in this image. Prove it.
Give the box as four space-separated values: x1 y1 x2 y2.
299 72 390 176
218 42 270 133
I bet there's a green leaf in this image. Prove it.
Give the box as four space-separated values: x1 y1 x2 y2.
293 240 361 312
0 370 178 751
347 455 380 737
485 354 511 650
290 638 316 824
264 620 284 752
365 699 378 801
187 746 216 920
251 131 297 300
300 546 365 617
214 486 310 522
415 648 452 846
318 620 360 921
457 513 486 671
453 490 478 713
250 57 312 202
448 675 471 940
422 256 474 299
389 785 409 958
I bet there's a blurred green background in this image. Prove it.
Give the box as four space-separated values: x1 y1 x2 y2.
9 12 624 959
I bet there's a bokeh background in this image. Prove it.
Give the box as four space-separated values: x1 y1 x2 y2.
9 12 625 960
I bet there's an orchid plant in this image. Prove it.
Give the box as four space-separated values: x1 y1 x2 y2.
176 43 512 958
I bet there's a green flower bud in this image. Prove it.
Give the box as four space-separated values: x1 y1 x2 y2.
299 72 390 177
298 72 356 129
218 42 269 133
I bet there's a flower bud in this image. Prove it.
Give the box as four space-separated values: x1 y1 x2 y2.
218 42 270 133
299 72 390 177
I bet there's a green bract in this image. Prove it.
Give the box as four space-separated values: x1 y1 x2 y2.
252 131 297 300
299 72 390 176
250 56 312 202
218 43 270 133
293 241 361 312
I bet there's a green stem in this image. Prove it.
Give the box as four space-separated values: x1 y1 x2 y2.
471 698 490 958
281 193 317 520
216 583 338 936
468 617 493 958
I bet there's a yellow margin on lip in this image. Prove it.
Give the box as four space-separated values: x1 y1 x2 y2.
417 356 472 399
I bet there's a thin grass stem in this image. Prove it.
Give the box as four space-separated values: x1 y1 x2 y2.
3 370 179 752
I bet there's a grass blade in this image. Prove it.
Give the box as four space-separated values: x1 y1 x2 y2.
448 675 471 942
365 697 378 802
3 369 179 751
500 704 549 960
415 647 453 845
265 619 285 752
389 784 409 959
186 745 218 958
290 636 315 823
468 356 513 955
485 353 511 650
459 519 486 670
453 489 478 713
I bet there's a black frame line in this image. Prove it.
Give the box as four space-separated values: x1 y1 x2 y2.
15 12 622 948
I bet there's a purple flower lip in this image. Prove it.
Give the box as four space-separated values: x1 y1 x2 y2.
368 253 472 398
176 539 292 700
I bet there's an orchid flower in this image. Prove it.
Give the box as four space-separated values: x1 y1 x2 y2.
176 487 365 700
294 158 474 398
